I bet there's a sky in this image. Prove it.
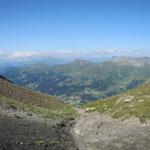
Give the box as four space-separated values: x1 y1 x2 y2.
0 0 150 60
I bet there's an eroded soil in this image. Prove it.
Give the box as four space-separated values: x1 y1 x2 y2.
0 108 77 150
72 109 150 150
1 107 150 150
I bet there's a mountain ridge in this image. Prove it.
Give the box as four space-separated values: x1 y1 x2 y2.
112 56 150 66
4 57 150 104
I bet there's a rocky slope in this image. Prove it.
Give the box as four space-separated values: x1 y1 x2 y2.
2 74 150 150
0 108 77 150
85 81 150 122
0 76 77 150
72 109 150 150
72 81 150 150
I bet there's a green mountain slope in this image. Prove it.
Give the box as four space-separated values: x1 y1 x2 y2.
3 58 150 104
0 76 75 118
85 81 150 122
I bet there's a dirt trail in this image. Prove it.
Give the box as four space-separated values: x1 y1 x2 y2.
72 109 150 150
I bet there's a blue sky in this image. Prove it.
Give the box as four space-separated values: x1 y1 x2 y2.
0 0 150 58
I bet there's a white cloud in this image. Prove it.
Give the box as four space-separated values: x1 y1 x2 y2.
0 49 143 61
9 51 42 59
0 50 7 56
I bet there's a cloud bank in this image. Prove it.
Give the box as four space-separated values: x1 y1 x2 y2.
0 49 144 61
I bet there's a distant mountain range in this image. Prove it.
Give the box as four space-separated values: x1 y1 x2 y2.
2 56 150 104
0 55 113 68
112 56 150 66
0 56 70 68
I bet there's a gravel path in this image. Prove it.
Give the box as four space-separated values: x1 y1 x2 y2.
1 106 150 150
72 109 150 150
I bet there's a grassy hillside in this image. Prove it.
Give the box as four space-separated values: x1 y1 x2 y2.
0 76 75 118
85 81 150 122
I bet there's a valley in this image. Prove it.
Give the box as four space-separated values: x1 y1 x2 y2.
1 0 150 149
1 57 150 150
3 57 150 104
